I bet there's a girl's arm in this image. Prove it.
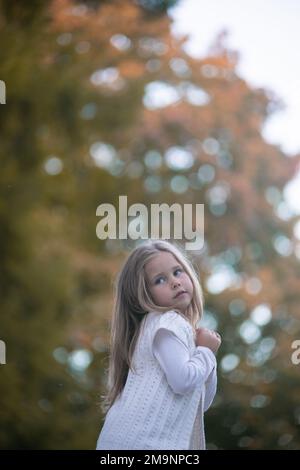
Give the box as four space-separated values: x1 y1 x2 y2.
153 328 217 397
203 366 217 411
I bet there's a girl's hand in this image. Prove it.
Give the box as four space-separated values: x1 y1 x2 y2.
195 327 222 354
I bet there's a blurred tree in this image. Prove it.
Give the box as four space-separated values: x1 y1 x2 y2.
0 0 300 450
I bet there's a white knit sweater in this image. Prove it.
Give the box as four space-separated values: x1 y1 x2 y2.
96 310 217 450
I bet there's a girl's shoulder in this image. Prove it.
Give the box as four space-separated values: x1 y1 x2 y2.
137 310 195 351
145 309 193 337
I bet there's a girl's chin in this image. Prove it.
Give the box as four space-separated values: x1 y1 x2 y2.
173 298 191 309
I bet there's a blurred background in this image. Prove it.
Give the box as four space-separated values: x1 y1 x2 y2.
1 0 300 450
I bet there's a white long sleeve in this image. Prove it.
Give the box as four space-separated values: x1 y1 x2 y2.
153 328 217 410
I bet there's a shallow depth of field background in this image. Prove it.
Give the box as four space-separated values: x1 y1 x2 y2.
1 0 300 449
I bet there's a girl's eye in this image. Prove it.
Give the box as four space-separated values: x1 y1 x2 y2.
155 277 165 285
174 268 182 276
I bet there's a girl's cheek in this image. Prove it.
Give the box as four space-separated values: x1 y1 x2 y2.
184 274 192 285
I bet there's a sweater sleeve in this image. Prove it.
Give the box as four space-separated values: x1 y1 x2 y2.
153 328 217 400
203 363 217 412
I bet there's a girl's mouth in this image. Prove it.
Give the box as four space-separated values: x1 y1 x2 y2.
174 291 187 299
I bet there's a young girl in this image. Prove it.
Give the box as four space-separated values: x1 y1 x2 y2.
96 239 221 450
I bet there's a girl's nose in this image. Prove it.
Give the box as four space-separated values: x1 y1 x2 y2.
172 278 181 288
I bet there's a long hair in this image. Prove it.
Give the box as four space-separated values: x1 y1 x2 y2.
101 239 204 414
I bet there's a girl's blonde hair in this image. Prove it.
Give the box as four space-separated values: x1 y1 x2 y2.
101 239 204 413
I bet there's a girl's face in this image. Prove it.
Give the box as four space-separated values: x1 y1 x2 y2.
145 252 193 314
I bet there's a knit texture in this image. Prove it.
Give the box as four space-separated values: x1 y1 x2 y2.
96 310 215 450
